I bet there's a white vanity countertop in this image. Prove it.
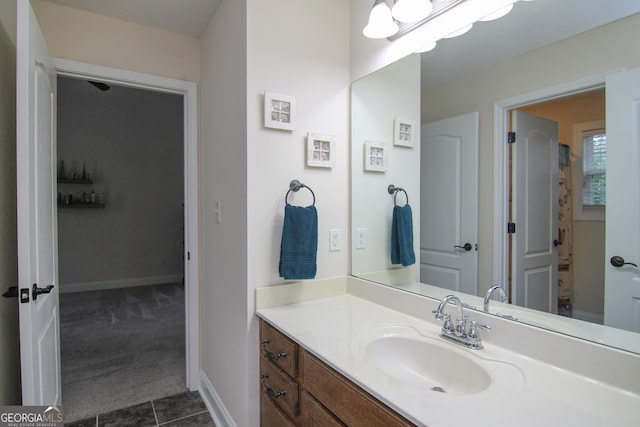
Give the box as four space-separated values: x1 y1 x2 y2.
256 293 640 427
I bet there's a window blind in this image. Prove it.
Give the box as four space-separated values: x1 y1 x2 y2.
582 133 606 206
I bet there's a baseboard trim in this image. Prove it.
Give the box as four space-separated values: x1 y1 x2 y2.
59 275 183 294
571 308 604 325
198 371 236 427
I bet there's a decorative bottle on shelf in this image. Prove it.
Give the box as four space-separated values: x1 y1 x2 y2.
82 162 87 180
90 189 96 204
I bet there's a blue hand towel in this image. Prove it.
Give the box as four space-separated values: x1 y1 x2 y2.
279 204 318 280
391 204 416 266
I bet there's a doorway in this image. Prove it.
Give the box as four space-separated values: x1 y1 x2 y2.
53 59 200 420
494 76 608 323
56 76 185 421
512 89 606 322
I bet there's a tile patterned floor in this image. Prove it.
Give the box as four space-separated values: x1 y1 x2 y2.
66 391 215 427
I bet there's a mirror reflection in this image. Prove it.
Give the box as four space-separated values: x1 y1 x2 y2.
351 1 640 354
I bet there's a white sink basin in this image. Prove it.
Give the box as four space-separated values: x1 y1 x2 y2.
352 325 505 395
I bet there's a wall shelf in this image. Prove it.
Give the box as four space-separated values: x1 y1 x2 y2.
58 202 105 209
57 178 93 185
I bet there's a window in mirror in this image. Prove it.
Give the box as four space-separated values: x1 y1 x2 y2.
572 120 606 220
582 133 606 206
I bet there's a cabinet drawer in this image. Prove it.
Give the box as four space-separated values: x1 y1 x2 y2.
261 393 295 427
260 356 299 419
301 391 345 427
260 320 298 378
302 351 415 427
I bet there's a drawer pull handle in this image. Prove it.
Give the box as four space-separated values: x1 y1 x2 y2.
265 350 287 361
265 386 287 399
260 336 287 361
260 373 286 399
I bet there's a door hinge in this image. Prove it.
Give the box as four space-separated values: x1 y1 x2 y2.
507 222 516 234
507 132 516 144
187 251 191 261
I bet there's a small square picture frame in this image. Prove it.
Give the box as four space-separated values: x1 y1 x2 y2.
264 91 296 131
394 117 415 147
364 140 387 172
307 133 335 168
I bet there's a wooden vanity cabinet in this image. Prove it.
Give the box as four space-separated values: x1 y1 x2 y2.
260 320 300 425
259 319 416 427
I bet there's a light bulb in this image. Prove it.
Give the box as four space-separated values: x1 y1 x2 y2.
392 0 433 23
363 0 399 39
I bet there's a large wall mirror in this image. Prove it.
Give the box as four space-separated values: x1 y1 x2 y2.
351 0 640 355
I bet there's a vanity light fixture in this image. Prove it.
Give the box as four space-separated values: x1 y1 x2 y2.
362 0 399 39
392 0 433 24
363 0 525 54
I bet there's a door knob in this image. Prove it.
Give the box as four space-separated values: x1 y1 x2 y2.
610 256 638 268
32 283 54 301
454 243 473 252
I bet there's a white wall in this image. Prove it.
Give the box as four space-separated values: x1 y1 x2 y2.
31 0 201 84
246 0 350 288
199 0 249 424
244 1 350 425
421 13 640 293
0 0 21 405
351 54 421 277
56 77 184 291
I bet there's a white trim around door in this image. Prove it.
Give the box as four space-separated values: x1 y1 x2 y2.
53 58 200 390
492 70 622 292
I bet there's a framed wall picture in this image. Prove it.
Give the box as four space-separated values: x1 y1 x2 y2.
364 141 387 172
264 91 296 130
394 117 415 147
307 133 335 168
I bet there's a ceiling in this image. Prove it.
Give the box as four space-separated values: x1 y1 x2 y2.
420 0 640 88
39 0 639 87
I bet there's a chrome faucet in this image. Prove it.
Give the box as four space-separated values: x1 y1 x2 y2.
483 285 507 312
434 295 464 321
433 294 488 350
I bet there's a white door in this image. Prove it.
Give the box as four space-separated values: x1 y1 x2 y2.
604 68 640 332
16 0 61 405
511 110 558 313
420 112 479 294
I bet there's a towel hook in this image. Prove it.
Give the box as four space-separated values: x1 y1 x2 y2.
286 179 316 206
387 184 408 206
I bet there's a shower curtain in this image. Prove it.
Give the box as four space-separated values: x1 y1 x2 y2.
557 144 573 316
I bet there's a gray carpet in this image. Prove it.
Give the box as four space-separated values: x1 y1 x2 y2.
60 283 187 423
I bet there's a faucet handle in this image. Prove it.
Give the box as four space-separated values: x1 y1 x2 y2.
432 309 443 320
468 321 479 339
455 314 467 336
477 323 491 331
442 314 454 333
